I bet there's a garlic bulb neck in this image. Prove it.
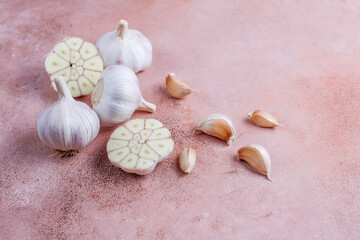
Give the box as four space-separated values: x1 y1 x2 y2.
54 75 73 100
116 19 128 39
137 98 156 112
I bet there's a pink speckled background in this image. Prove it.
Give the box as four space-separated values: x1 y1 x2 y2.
1 0 360 239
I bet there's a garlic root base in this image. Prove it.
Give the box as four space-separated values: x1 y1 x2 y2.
52 149 79 157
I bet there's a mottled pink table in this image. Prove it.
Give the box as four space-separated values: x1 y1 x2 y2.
1 0 360 239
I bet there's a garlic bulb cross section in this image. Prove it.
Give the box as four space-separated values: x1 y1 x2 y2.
107 119 174 175
45 37 104 97
37 77 100 157
91 65 156 126
96 19 152 72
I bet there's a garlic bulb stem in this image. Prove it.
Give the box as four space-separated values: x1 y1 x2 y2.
117 19 128 39
55 75 72 99
137 98 156 112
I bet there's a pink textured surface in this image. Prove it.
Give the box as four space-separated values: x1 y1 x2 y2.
1 0 360 239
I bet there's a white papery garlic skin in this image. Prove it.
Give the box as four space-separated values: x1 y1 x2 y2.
237 144 272 181
91 65 156 126
194 113 236 145
44 37 104 97
37 77 100 156
96 19 152 73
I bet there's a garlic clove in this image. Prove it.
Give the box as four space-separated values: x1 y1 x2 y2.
91 65 156 126
166 73 196 98
37 76 100 157
107 118 174 175
179 147 196 173
194 113 235 145
45 37 104 98
237 144 272 181
248 110 283 128
96 19 152 72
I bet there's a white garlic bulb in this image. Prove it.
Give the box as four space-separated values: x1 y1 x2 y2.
37 77 100 157
91 65 156 126
96 19 152 72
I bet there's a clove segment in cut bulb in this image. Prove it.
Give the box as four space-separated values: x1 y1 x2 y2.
107 119 174 175
237 144 272 181
45 37 104 97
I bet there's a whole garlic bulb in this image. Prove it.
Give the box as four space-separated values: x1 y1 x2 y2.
91 65 156 126
96 19 152 73
37 77 100 157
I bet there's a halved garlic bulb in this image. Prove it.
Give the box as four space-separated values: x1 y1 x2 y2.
37 77 100 157
91 65 156 126
45 37 104 97
194 113 236 145
96 19 152 72
107 119 174 175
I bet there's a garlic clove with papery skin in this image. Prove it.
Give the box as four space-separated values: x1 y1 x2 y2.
37 76 100 157
91 65 156 126
237 144 272 181
248 110 283 128
96 19 152 73
166 73 196 98
194 113 236 145
45 37 104 97
179 147 196 173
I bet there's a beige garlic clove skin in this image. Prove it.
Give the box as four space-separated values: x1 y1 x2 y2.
194 113 235 145
166 73 196 98
237 144 272 181
179 148 196 173
248 110 283 128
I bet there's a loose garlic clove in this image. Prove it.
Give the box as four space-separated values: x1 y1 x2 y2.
107 119 174 175
166 73 196 98
194 113 235 145
96 19 152 72
248 110 283 128
237 144 272 181
45 37 104 97
37 77 100 157
179 148 196 173
91 65 156 126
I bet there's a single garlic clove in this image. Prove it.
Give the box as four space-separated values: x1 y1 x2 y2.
248 110 283 128
37 76 100 157
237 144 272 181
91 65 156 126
166 73 196 98
45 37 104 97
179 147 196 173
96 19 152 72
107 119 174 175
194 113 235 145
